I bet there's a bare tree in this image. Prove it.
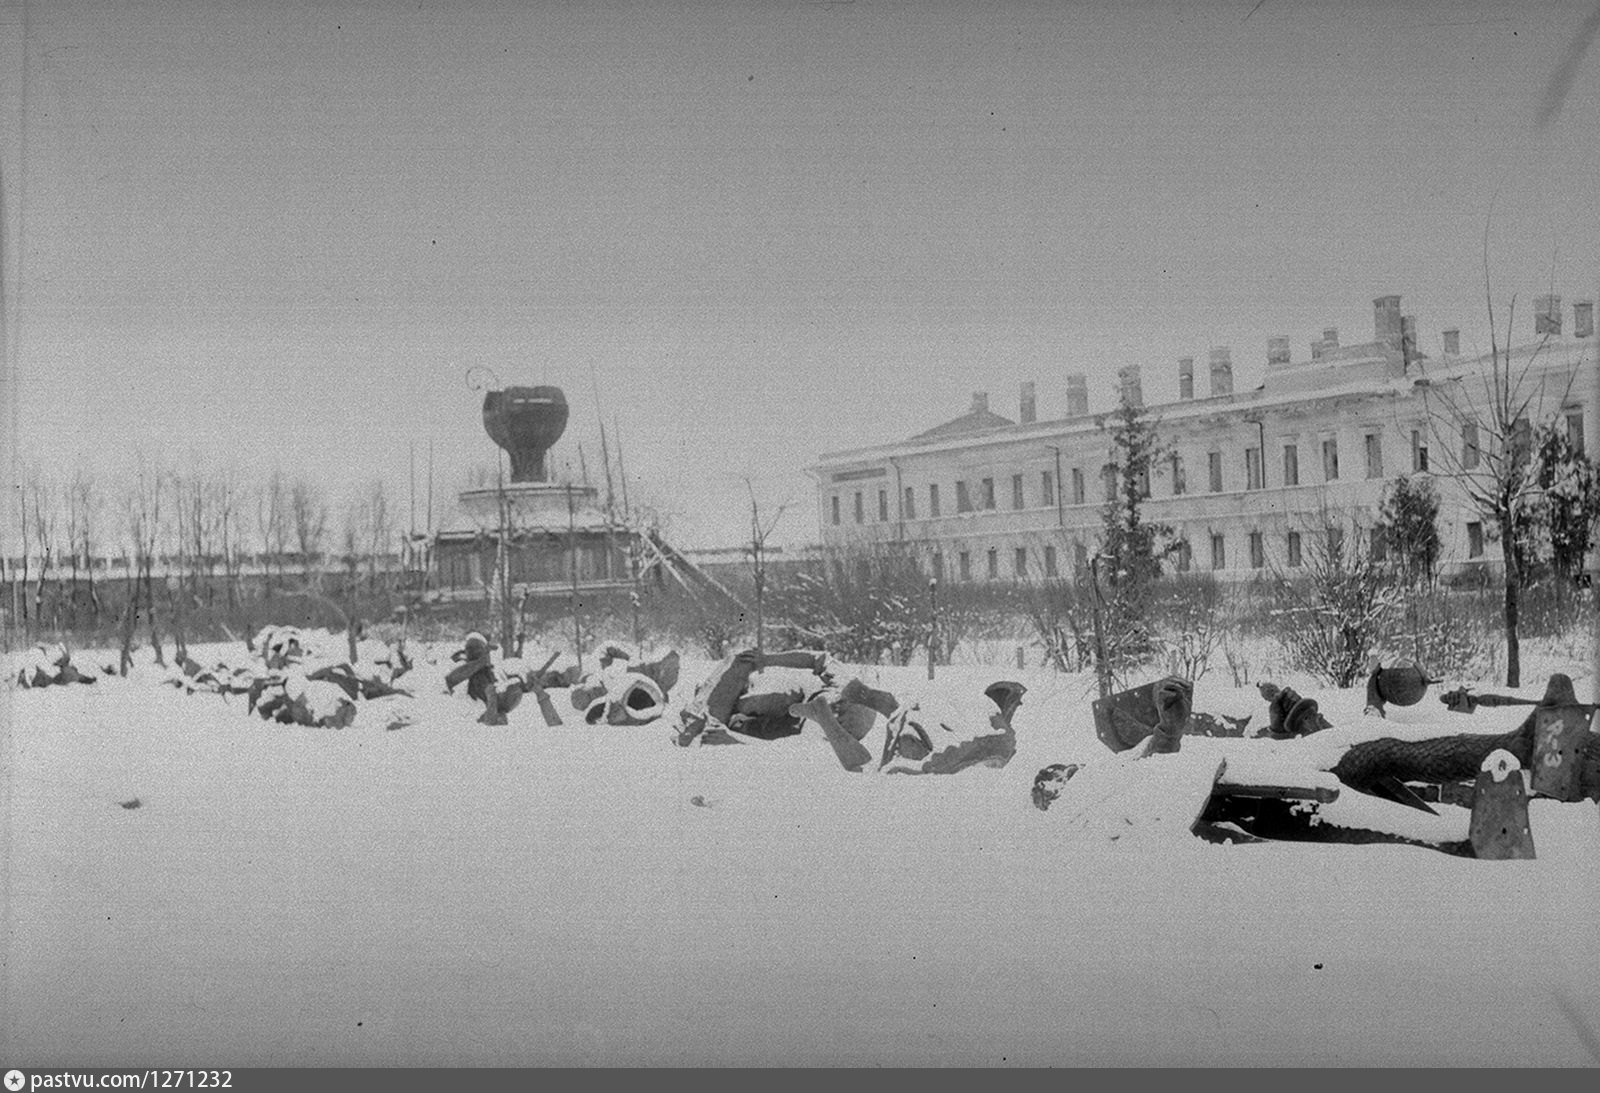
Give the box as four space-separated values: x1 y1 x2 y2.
24 463 59 631
338 512 364 663
289 478 328 584
65 464 103 625
257 469 292 591
171 465 195 617
1419 283 1586 687
744 480 790 657
174 459 228 606
216 463 247 611
119 453 168 672
357 478 394 593
14 469 31 634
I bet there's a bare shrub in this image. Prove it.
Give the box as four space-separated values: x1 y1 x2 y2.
1151 574 1224 683
1017 576 1093 673
1269 524 1406 687
633 582 750 659
933 580 1026 666
767 547 930 665
1385 588 1494 680
1220 635 1253 688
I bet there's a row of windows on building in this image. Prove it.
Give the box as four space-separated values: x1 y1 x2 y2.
828 411 1585 527
829 432 1411 528
925 520 1491 583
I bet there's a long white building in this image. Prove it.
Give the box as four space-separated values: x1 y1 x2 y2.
810 293 1596 583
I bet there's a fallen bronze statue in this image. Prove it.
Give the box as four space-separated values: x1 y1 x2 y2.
1035 673 1598 859
673 647 1026 776
568 643 681 726
445 632 564 727
671 648 854 746
14 642 108 688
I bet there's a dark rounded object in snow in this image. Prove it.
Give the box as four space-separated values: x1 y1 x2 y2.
1372 665 1430 707
1284 696 1322 736
1031 762 1080 812
482 386 569 483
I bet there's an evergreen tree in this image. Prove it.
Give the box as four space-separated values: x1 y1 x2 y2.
1093 395 1176 683
1376 474 1442 586
1531 421 1600 586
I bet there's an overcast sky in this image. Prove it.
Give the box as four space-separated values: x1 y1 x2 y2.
3 0 1598 551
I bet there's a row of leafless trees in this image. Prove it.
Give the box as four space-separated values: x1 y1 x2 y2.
4 456 403 640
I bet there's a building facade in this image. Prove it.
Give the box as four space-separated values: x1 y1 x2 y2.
811 294 1596 583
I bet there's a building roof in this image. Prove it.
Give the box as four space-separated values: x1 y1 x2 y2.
912 406 1016 440
810 333 1593 473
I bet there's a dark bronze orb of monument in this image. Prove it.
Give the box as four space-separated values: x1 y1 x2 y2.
482 386 569 483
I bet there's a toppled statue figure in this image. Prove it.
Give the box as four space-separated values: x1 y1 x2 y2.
1256 681 1332 738
445 632 563 726
672 649 851 746
15 642 105 688
243 628 413 727
569 643 681 726
791 678 1027 775
673 647 1026 776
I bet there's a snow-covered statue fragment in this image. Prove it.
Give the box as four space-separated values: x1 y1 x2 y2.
15 642 104 688
876 681 1026 775
673 648 1025 776
254 625 312 670
672 649 853 746
1362 660 1436 719
1255 682 1332 739
1034 671 1598 857
569 645 680 726
166 653 259 696
790 677 1027 776
1031 763 1081 811
444 632 563 726
1092 676 1257 754
253 668 358 728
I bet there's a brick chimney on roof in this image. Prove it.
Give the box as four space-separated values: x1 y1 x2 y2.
1117 366 1143 408
971 391 989 415
1208 347 1233 397
1019 382 1037 424
1374 295 1403 352
1065 374 1089 416
1401 314 1419 367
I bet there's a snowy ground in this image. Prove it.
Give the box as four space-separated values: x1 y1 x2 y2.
3 635 1598 1067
